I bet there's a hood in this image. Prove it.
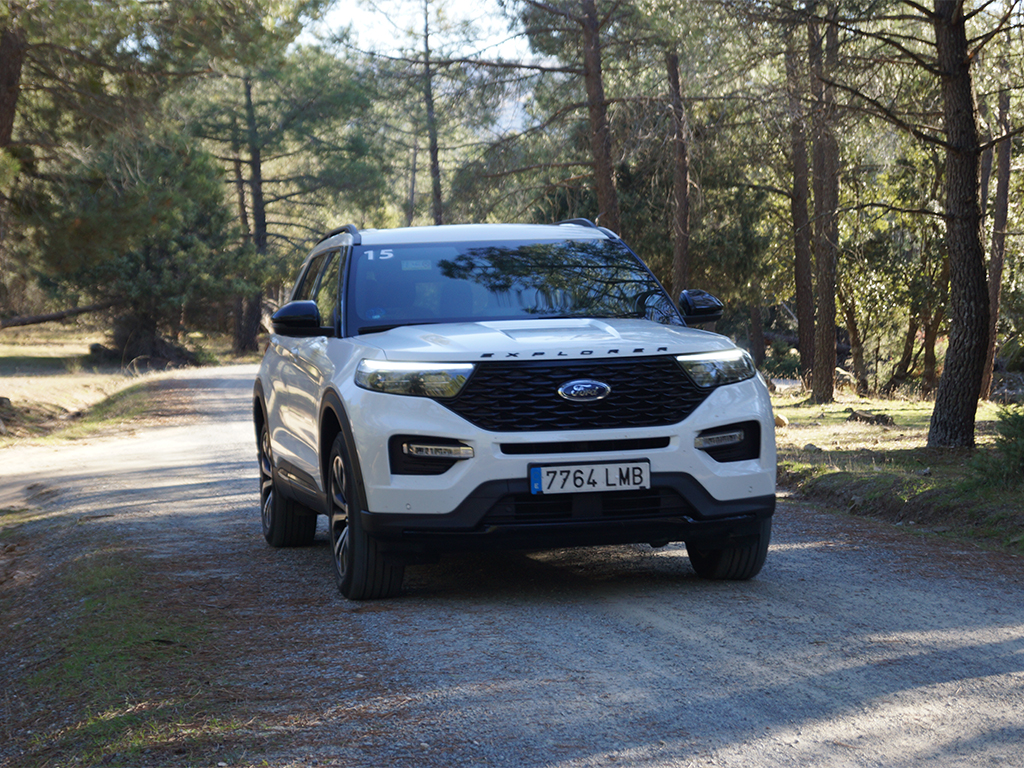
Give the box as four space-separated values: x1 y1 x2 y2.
358 318 737 362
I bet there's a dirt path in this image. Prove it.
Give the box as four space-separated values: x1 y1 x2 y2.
2 365 1024 767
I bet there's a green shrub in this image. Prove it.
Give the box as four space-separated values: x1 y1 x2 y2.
999 335 1024 372
762 342 802 379
972 404 1024 486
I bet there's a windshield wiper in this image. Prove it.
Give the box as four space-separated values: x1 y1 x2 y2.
357 321 440 335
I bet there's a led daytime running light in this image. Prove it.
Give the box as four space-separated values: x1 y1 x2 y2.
403 442 474 460
694 430 745 450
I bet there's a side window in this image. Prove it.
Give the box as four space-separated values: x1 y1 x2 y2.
314 251 341 331
294 252 328 301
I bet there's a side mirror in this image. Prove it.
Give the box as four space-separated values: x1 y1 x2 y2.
678 289 724 326
271 300 323 337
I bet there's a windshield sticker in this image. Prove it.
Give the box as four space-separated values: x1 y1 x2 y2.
401 260 432 271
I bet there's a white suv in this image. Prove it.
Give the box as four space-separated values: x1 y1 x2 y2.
254 221 776 599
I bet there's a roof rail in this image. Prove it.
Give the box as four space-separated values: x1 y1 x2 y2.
556 218 598 229
556 218 619 240
318 224 361 245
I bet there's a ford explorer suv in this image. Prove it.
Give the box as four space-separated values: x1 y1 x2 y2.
254 220 776 599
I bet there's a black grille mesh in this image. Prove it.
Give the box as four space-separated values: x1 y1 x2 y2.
442 356 708 432
483 487 693 526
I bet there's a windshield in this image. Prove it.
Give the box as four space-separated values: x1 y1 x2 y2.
345 239 682 335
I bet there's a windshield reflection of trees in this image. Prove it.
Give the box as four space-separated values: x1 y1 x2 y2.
438 241 681 324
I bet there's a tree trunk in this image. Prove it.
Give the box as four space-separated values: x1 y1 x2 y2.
666 51 691 297
239 291 263 353
0 301 116 329
881 314 920 395
837 281 868 395
922 302 944 396
231 151 251 245
749 304 766 367
809 7 840 404
977 95 993 221
233 295 245 354
244 75 268 254
785 25 815 386
237 73 267 354
423 0 443 226
231 134 253 354
0 25 26 150
0 24 27 258
580 0 620 235
927 1 990 448
980 87 1010 400
406 140 419 227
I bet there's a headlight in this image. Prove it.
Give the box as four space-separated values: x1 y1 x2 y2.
355 360 475 398
676 349 756 388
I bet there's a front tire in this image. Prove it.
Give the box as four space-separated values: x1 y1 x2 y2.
329 434 404 600
687 518 771 580
259 421 316 547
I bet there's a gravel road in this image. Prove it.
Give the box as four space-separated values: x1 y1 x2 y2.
2 364 1023 767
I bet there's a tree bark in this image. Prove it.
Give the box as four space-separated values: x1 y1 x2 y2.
231 149 251 245
580 0 620 235
231 121 254 354
236 73 266 354
785 27 815 386
0 24 27 258
239 291 263 353
980 86 1010 400
0 25 26 150
406 140 419 227
243 74 268 255
881 314 921 395
423 0 444 226
749 304 766 367
663 51 688 296
809 7 840 404
0 301 117 330
927 0 990 448
666 51 691 297
837 280 868 395
922 303 944 396
977 95 993 221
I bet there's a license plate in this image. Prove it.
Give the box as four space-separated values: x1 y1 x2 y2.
530 461 650 495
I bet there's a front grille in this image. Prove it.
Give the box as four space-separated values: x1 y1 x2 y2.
442 357 708 432
482 487 693 526
500 437 671 455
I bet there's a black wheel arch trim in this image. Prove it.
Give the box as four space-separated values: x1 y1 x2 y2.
253 378 268 444
319 388 369 518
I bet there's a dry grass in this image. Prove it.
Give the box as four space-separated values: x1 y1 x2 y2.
772 383 1023 554
0 325 256 446
0 327 129 433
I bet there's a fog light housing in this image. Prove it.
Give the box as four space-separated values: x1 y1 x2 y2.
695 422 761 463
389 436 473 475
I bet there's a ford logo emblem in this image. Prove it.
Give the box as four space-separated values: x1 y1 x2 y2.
558 379 612 402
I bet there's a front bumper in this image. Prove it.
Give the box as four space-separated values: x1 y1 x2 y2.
360 471 775 557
